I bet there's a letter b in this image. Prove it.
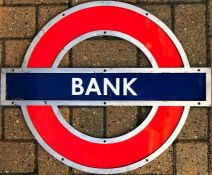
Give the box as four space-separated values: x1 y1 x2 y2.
72 78 84 95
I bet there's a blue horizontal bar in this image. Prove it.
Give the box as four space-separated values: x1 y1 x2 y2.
6 73 206 101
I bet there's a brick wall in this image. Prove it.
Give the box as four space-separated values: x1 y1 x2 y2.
0 0 211 174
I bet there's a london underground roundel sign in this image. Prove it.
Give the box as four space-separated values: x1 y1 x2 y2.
1 1 211 174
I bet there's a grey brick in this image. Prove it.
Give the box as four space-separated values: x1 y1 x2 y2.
72 39 137 67
175 4 207 67
209 0 212 35
38 146 69 175
106 107 138 138
72 107 104 137
176 143 208 175
132 147 173 174
0 142 35 173
0 7 36 38
4 107 33 139
5 40 30 67
38 5 69 29
140 5 172 28
178 108 208 140
5 0 68 5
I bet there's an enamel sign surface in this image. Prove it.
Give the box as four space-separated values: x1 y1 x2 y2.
0 1 211 174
